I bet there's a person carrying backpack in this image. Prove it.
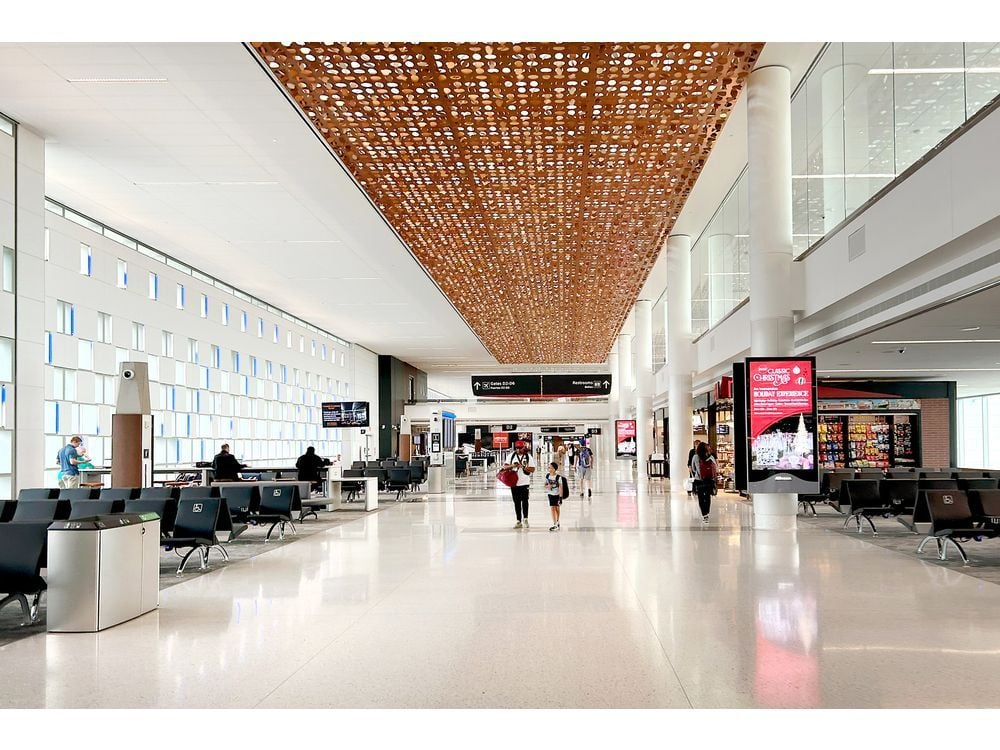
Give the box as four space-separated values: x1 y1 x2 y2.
689 442 718 523
544 461 569 531
577 442 594 499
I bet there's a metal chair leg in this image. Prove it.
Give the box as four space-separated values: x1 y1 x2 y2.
917 536 933 554
177 547 200 574
942 538 969 564
863 514 879 536
212 544 230 562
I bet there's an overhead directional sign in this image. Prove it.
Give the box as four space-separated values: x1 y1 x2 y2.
542 374 613 397
471 375 542 397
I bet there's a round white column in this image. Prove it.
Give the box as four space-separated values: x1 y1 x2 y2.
748 65 797 531
665 234 694 491
617 333 634 420
634 299 654 482
608 347 620 424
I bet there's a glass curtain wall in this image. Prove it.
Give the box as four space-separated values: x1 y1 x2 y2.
690 42 1000 338
958 394 1000 469
0 114 14 498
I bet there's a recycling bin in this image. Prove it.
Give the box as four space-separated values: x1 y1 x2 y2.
47 512 161 632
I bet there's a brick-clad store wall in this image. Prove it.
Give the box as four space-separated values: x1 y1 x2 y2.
920 398 953 468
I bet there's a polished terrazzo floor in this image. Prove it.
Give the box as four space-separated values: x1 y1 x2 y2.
3 463 1000 708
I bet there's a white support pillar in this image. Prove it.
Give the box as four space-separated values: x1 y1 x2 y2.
747 65 797 531
616 333 633 420
665 234 694 490
634 300 654 481
14 126 46 493
608 345 619 425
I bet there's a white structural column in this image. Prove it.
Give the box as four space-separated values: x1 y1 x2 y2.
607 345 619 448
633 299 654 479
747 65 797 530
665 234 694 488
616 333 633 420
14 126 46 492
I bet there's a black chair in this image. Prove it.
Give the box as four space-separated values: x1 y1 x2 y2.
408 464 425 491
0 500 15 523
100 487 140 502
984 471 1000 481
919 479 959 491
840 480 891 535
953 471 987 480
386 467 411 501
856 470 885 482
125 498 179 537
254 485 297 541
879 479 919 515
970 490 1000 532
219 485 260 524
161 498 228 575
180 485 220 499
364 467 387 491
342 469 365 502
365 461 381 470
139 486 180 501
919 471 951 479
886 468 916 478
824 471 855 506
917 490 998 564
958 478 1000 492
69 500 125 519
213 497 247 542
57 487 101 501
17 488 58 501
12 499 70 523
0 522 49 625
351 461 365 470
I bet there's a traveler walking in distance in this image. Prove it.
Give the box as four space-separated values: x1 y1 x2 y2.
502 439 535 529
577 441 594 499
690 442 718 523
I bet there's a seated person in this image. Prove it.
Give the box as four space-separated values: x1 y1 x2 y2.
296 446 330 493
212 443 247 482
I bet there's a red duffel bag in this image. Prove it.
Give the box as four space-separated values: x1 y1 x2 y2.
496 467 519 488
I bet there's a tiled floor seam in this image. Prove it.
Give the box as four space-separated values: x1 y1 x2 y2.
609 535 695 709
250 504 442 708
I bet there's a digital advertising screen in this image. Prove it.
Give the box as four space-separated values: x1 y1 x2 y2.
745 358 819 493
615 419 637 459
321 401 370 428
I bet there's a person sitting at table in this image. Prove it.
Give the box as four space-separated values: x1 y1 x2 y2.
296 446 330 493
212 443 247 482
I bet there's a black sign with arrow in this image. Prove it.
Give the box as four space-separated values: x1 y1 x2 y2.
542 374 612 397
471 375 542 397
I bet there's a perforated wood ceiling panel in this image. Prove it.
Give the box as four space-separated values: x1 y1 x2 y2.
253 42 762 363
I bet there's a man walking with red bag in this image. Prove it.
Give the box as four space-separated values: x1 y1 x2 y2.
501 439 535 529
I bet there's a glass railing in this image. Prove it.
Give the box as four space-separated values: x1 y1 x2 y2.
690 42 1000 338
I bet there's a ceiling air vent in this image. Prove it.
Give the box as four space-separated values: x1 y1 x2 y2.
848 226 866 262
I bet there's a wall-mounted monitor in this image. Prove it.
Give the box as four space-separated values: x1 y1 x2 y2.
322 401 370 428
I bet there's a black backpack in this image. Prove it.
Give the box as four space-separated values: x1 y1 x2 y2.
560 475 569 500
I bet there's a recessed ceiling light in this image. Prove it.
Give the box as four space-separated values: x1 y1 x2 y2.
962 326 981 332
871 339 1000 344
868 67 1000 75
67 77 169 83
135 181 278 187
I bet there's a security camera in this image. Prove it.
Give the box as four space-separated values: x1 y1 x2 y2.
122 368 135 380
897 348 906 355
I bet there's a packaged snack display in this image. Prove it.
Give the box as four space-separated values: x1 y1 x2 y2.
818 415 846 468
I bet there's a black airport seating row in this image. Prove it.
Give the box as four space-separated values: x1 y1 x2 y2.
911 489 1000 564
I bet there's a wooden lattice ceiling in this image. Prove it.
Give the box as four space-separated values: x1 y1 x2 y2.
253 42 763 364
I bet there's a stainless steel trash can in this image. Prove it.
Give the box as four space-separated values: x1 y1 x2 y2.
47 512 161 632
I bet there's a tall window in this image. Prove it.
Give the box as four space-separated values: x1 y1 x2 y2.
211 345 221 369
257 317 264 338
131 322 145 351
188 337 199 364
250 356 258 377
148 272 158 300
176 284 185 309
200 294 209 318
79 243 92 276
116 259 128 289
96 312 112 343
273 324 279 344
56 300 75 335
221 303 229 326
2 246 13 293
231 351 241 373
241 311 248 332
161 330 174 357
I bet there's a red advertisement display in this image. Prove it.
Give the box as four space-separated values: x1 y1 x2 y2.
493 433 510 450
747 359 816 473
615 419 637 459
